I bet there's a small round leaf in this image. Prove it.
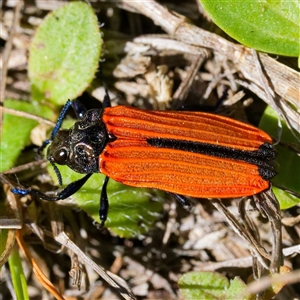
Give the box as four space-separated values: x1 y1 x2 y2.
29 2 102 105
178 271 229 299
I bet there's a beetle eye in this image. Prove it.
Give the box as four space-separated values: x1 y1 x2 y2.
53 149 69 165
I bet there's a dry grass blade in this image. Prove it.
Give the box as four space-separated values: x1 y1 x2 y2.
54 232 136 300
0 106 56 127
0 230 16 269
1 160 47 175
246 267 300 298
211 199 271 268
200 244 300 271
16 230 66 300
121 0 300 132
0 1 22 128
253 189 283 273
0 183 22 268
0 178 23 227
172 53 206 109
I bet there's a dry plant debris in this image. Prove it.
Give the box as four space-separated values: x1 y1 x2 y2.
1 1 299 299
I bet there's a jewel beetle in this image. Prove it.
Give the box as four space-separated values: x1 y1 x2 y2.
12 93 276 227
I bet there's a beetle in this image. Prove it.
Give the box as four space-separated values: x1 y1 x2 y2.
12 93 276 228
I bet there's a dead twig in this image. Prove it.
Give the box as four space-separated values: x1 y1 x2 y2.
0 1 23 133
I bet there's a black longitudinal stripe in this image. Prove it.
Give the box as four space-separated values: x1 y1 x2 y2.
146 138 276 180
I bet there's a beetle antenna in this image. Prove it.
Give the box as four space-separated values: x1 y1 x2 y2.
37 139 51 157
50 100 72 140
36 100 72 184
97 62 111 109
50 160 63 186
37 100 72 156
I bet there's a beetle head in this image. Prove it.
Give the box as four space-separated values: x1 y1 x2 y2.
47 109 108 175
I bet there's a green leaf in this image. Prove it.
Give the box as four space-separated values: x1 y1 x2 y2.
8 249 29 300
178 271 229 299
0 100 54 172
179 272 255 300
272 186 300 210
200 0 299 57
226 277 254 300
29 2 102 105
259 106 300 209
48 164 164 238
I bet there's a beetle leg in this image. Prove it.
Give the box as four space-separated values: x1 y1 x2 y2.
103 88 111 108
12 174 92 201
98 176 110 228
170 193 191 209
